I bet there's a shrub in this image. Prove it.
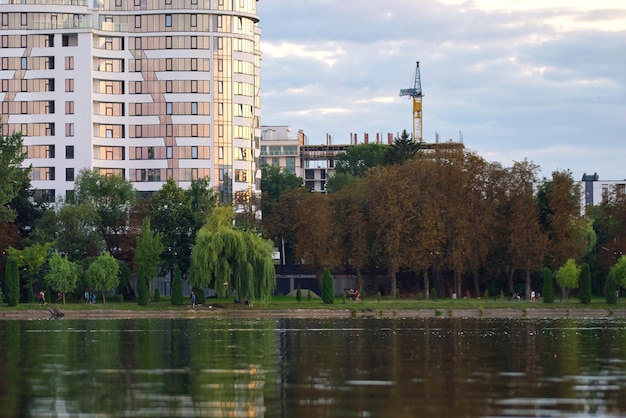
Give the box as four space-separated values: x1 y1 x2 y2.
376 291 381 302
542 268 555 304
307 290 312 301
416 292 423 300
5 258 20 306
153 288 161 302
579 263 591 305
137 266 148 306
296 284 302 302
483 289 489 299
605 273 618 305
430 288 438 301
171 265 183 306
321 268 334 304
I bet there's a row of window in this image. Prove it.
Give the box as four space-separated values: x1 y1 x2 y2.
261 145 299 156
104 0 252 12
94 145 212 160
128 57 210 72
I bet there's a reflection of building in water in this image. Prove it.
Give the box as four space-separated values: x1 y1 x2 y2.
261 126 464 192
1 0 261 204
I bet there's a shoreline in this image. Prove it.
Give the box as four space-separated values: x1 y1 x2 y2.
3 307 626 321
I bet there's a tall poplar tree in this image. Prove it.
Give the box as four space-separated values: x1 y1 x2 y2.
4 257 19 306
135 217 164 299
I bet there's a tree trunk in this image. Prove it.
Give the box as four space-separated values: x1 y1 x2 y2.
390 270 397 299
423 270 429 300
507 268 515 294
102 290 107 304
525 269 531 300
473 269 480 298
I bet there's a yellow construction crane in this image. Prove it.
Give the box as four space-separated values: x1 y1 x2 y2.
399 61 423 142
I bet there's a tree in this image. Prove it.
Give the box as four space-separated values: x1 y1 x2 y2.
334 143 387 177
171 265 183 305
321 268 334 304
609 255 626 288
7 242 51 303
189 206 276 302
383 129 421 165
44 252 80 304
260 165 303 202
73 169 136 257
578 263 592 304
134 217 164 299
605 273 618 304
543 268 555 303
136 265 148 306
0 131 29 223
4 257 19 306
556 258 581 301
85 252 120 304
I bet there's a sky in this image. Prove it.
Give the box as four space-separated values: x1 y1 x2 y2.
257 0 626 181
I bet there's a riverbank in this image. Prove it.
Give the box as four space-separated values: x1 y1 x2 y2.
3 305 626 320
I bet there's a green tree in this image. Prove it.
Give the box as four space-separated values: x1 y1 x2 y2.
578 263 591 304
135 217 164 299
4 257 19 306
321 268 334 304
85 252 120 304
0 131 29 223
136 265 148 306
171 265 183 305
296 283 302 302
383 129 421 165
605 273 618 304
7 242 51 303
189 206 276 302
556 258 581 301
44 252 80 304
73 169 136 257
334 143 387 177
543 268 555 303
260 165 303 201
608 255 626 288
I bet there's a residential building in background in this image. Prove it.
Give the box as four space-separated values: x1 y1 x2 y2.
0 0 261 203
580 173 626 208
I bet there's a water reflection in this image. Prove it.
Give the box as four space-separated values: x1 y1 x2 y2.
1 318 626 417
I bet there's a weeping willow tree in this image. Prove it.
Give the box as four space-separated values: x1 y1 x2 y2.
189 206 276 302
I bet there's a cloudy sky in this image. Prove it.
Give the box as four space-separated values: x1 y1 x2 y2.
258 0 626 180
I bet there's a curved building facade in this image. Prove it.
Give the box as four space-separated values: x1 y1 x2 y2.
0 0 261 203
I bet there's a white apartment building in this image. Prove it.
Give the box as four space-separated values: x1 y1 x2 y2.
580 173 626 208
0 0 261 203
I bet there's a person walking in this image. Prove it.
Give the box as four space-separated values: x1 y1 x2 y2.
191 292 196 308
39 290 45 305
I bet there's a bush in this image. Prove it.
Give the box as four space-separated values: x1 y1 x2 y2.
192 286 205 305
5 258 19 307
153 288 161 303
137 267 148 306
542 268 555 304
430 288 438 301
307 290 312 301
416 292 423 300
579 263 591 305
296 284 302 302
171 265 183 306
376 291 381 302
321 268 334 304
483 289 489 299
605 273 618 305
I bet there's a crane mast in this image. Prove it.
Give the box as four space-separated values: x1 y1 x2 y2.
399 61 423 142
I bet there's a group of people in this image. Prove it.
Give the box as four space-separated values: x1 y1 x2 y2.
84 290 97 304
348 289 360 303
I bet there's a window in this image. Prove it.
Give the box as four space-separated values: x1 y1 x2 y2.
105 37 113 50
148 147 155 159
65 101 74 115
191 36 197 49
21 57 27 70
191 102 197 115
191 80 198 93
135 103 142 116
135 15 141 28
135 125 142 138
1 35 7 48
165 15 172 27
115 0 122 6
134 81 142 94
134 37 142 50
46 56 54 69
21 102 27 114
191 124 198 137
166 146 173 159
166 80 172 93
21 79 27 92
218 103 223 115
166 102 173 115
66 168 74 181
166 36 172 49
191 15 197 27
65 123 74 137
191 58 197 71
46 78 55 91
21 13 27 26
191 146 198 159
21 35 27 48
65 79 74 92
166 124 173 136
134 59 141 72
1 80 7 92
65 56 74 70
166 58 172 71
2 57 7 70
66 145 74 159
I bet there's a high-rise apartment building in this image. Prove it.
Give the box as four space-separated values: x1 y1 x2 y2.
0 0 261 203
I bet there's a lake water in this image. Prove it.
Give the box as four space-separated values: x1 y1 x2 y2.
1 317 626 417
